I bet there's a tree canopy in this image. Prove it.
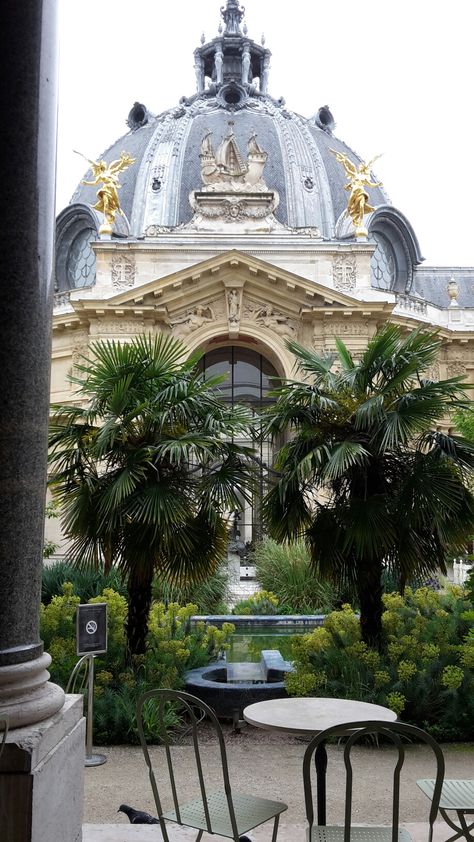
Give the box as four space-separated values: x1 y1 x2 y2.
49 334 254 654
262 325 474 647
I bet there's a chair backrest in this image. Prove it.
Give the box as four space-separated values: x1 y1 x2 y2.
136 688 240 839
303 719 445 842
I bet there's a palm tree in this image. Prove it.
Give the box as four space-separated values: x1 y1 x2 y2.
262 325 474 648
49 334 254 655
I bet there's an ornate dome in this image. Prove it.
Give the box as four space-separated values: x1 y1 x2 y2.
69 1 388 241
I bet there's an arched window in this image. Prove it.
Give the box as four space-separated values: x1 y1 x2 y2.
55 206 98 293
66 227 96 289
198 346 280 551
371 231 397 290
198 346 279 407
369 206 422 294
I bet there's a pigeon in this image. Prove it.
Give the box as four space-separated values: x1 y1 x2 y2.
118 804 160 824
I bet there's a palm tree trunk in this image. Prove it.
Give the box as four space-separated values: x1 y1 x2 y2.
126 569 153 656
357 558 384 650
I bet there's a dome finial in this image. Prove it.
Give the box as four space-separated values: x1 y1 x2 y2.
220 0 245 36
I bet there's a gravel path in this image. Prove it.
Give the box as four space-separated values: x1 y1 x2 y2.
84 727 474 826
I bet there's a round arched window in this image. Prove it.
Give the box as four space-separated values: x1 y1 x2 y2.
198 346 279 407
198 346 280 550
371 231 397 290
66 227 96 289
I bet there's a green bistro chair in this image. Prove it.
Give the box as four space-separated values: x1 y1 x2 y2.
303 720 445 842
136 689 287 842
417 779 474 842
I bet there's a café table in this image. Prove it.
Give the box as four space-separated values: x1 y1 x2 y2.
243 697 397 826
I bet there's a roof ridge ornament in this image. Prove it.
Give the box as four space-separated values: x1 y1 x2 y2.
221 0 245 35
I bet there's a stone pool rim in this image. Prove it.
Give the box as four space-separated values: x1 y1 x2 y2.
191 614 325 628
184 664 289 719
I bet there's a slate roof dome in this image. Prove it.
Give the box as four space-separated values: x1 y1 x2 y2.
68 1 388 242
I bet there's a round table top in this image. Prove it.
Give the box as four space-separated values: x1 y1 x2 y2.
243 697 397 735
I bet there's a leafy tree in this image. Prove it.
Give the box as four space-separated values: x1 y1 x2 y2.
48 334 254 655
262 325 474 648
453 408 474 441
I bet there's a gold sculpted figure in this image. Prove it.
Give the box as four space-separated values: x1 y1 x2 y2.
330 149 382 237
80 152 136 235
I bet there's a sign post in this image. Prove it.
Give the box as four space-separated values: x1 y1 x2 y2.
76 604 108 767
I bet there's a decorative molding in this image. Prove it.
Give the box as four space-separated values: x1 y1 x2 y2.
111 253 136 289
333 255 357 293
54 291 71 308
322 320 369 338
96 319 145 335
395 293 428 316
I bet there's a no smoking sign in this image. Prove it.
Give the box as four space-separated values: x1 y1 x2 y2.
77 604 108 655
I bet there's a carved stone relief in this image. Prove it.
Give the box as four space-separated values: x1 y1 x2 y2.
171 298 225 336
423 362 440 381
111 254 136 289
244 298 297 339
97 319 145 335
447 360 467 377
333 255 357 293
70 329 90 371
323 320 369 337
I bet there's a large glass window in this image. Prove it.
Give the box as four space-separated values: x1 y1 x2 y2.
67 227 96 289
198 346 280 552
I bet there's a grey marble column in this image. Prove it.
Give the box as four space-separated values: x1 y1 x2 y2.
0 0 64 726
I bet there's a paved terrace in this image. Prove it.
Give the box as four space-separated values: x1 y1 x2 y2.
82 733 474 841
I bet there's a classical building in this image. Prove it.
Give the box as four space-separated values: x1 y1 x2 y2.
51 0 474 547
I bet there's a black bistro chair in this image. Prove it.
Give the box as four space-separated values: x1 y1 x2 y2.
136 688 287 842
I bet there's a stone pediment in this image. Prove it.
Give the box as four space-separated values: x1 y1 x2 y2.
53 250 394 336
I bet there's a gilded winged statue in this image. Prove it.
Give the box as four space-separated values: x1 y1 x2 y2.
330 149 382 237
81 152 136 235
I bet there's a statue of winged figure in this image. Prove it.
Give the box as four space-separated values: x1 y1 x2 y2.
330 149 382 237
80 151 135 235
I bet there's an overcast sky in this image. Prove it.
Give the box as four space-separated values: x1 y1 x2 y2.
57 0 472 267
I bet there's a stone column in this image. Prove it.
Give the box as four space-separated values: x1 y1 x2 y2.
0 0 64 727
0 4 85 840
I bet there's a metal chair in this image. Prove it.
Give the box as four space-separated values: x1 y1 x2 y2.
417 779 474 842
303 720 445 842
136 688 287 842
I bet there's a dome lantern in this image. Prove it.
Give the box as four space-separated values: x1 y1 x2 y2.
193 0 272 100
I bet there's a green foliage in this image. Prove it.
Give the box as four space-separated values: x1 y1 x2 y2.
42 560 127 605
453 409 474 441
233 590 280 615
262 325 474 647
252 539 338 613
41 583 234 744
152 563 230 614
286 586 474 741
43 500 60 559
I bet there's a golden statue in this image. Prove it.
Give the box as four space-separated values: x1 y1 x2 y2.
330 149 382 237
80 152 136 235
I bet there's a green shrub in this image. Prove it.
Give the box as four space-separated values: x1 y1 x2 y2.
152 563 230 614
233 590 280 615
252 539 337 614
286 587 474 741
41 584 234 744
42 561 126 604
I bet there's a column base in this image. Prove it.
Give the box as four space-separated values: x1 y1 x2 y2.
0 695 85 842
0 652 65 728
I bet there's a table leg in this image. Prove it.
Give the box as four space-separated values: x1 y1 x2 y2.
315 740 328 825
